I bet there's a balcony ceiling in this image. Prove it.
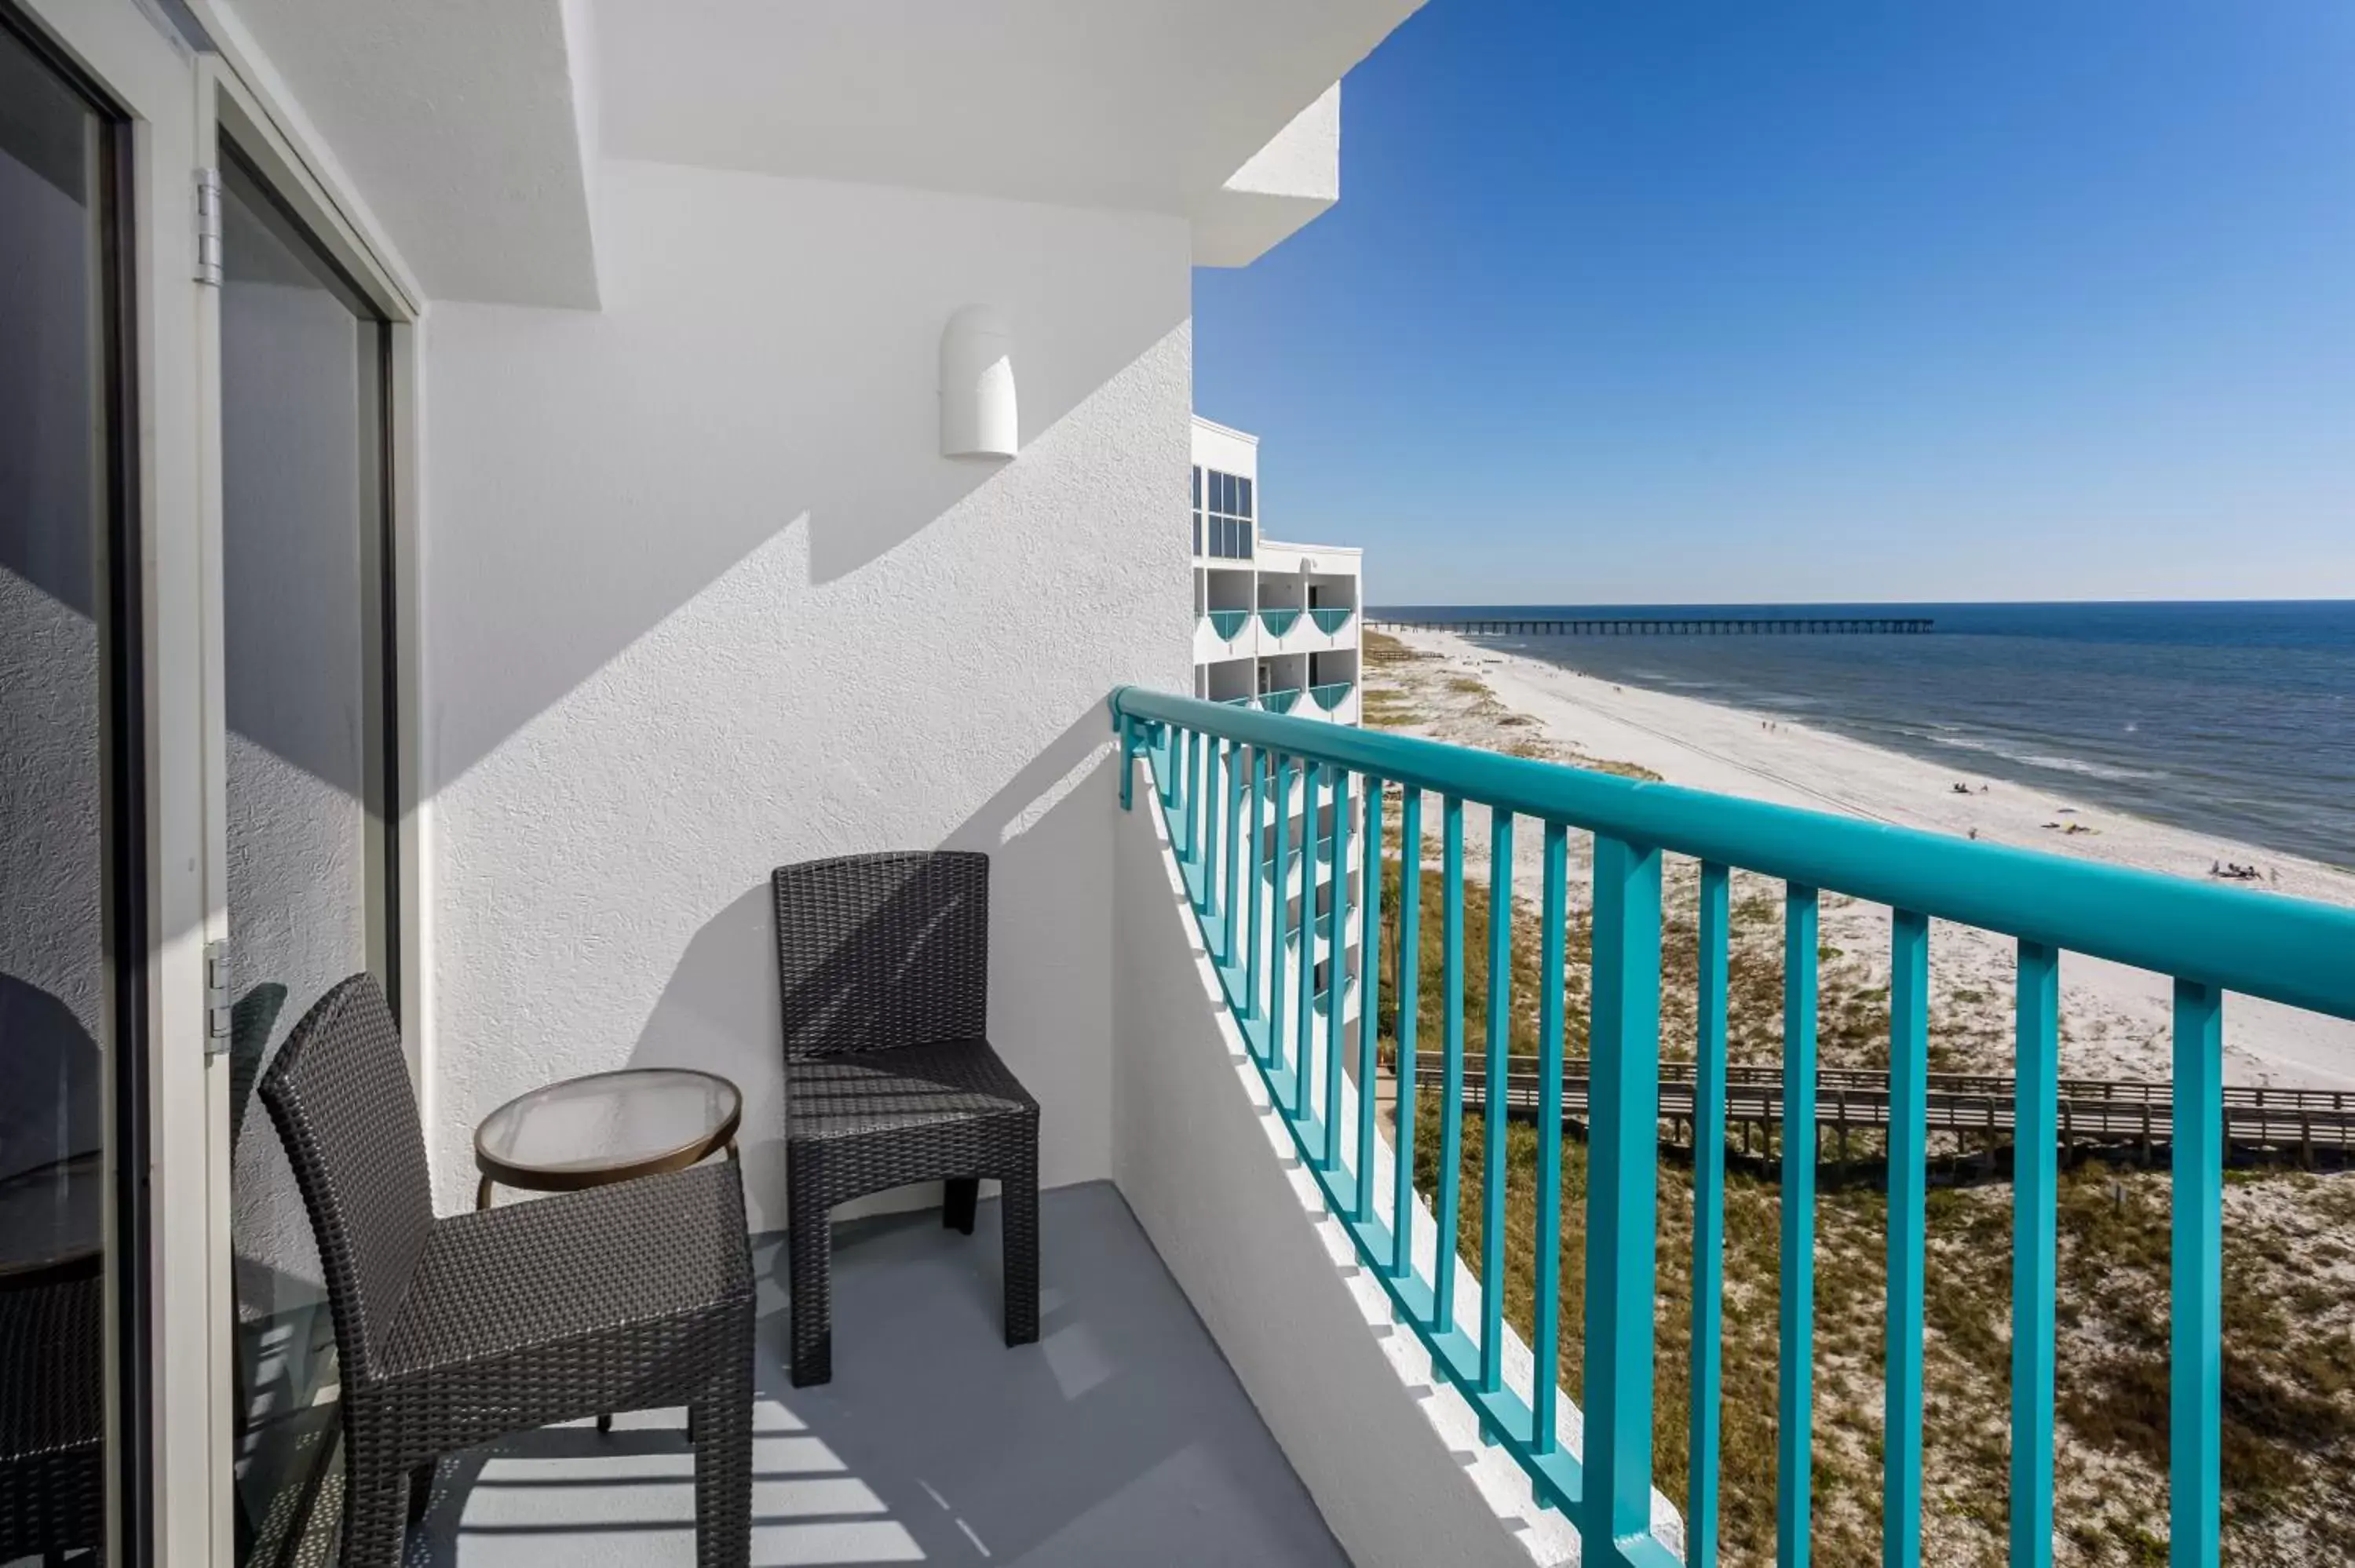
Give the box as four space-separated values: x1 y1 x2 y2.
594 0 1422 250
199 0 1419 308
204 0 603 308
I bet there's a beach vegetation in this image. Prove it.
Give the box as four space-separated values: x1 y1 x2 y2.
1375 857 2355 1568
1361 629 1428 666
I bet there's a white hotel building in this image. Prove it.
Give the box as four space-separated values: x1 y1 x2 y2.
1189 414 1367 1049
1191 417 1364 724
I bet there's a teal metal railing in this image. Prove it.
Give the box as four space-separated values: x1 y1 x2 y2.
1309 680 1354 712
1309 605 1356 636
1259 606 1302 637
1207 608 1251 640
1258 687 1302 715
1108 685 2355 1568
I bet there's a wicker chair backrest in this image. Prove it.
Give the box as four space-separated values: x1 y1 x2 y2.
772 851 989 1059
257 974 434 1384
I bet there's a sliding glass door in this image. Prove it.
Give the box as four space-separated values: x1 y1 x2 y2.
0 8 141 1562
214 136 401 1564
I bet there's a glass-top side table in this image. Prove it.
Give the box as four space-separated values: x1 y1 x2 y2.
473 1067 742 1210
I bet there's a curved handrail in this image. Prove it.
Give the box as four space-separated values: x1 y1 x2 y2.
1308 681 1354 713
1112 681 2349 1560
1258 607 1302 637
1110 686 2355 1016
1309 606 1356 635
1257 687 1302 716
1205 608 1251 640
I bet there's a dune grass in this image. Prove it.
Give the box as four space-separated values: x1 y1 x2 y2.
1375 859 2355 1568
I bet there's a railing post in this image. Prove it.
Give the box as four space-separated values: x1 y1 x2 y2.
1204 736 1224 925
1323 771 1353 1169
1886 910 1930 1568
1689 862 1730 1566
2013 940 2059 1568
1435 795 1467 1333
2171 980 2222 1568
1779 885 1820 1568
1190 724 1209 873
1176 727 1194 859
1118 714 1136 811
1583 833 1663 1555
1243 748 1266 1019
1295 762 1324 1121
1393 789 1424 1281
1268 756 1292 1069
1357 775 1384 1221
1481 810 1515 1395
1225 738 1246 966
1532 823 1570 1463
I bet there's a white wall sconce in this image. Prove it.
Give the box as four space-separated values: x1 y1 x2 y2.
940 304 1018 460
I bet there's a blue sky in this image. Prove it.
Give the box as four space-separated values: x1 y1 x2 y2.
1193 2 2355 606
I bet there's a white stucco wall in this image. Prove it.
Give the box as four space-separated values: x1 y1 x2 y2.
0 141 104 1185
422 159 1193 1227
1190 414 1260 487
218 251 374 1328
1109 768 1585 1568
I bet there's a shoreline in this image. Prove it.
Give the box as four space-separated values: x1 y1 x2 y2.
1374 625 2355 1090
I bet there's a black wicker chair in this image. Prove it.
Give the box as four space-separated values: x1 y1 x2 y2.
772 851 1040 1387
259 975 755 1566
0 1261 103 1563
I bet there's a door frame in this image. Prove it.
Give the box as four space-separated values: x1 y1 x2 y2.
0 0 206 1560
192 48 427 1565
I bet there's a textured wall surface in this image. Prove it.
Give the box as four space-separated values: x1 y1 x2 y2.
424 159 1194 1225
212 0 601 306
0 143 104 1186
1108 771 1586 1568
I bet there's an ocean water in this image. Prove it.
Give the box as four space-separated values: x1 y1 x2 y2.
1374 601 2355 870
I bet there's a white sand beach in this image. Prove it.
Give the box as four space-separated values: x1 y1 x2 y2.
1375 626 2355 1090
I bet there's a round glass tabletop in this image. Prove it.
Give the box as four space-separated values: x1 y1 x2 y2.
473 1068 742 1194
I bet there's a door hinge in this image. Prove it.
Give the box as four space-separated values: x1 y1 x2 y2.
203 939 231 1056
194 167 223 287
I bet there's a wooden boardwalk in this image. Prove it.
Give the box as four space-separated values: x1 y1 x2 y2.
1367 615 1934 637
1412 1056 2355 1165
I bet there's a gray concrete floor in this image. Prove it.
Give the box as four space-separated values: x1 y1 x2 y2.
402 1181 1349 1567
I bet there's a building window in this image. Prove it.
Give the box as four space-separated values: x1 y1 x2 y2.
1196 465 1254 560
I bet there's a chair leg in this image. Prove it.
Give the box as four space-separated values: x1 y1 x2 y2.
340 1475 410 1568
1002 1161 1039 1348
787 1162 833 1387
944 1176 979 1234
406 1459 436 1526
691 1341 753 1568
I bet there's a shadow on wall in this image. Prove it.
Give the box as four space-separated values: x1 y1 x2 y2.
627 705 1119 1228
424 166 1191 789
0 975 99 1183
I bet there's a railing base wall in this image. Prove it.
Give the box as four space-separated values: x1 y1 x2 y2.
1110 759 1587 1568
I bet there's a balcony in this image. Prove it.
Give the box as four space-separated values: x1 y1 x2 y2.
1205 608 1251 642
1308 607 1356 637
394 1185 1347 1565
1108 685 2355 1568
216 684 2353 1568
1308 680 1354 713
1258 607 1302 640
